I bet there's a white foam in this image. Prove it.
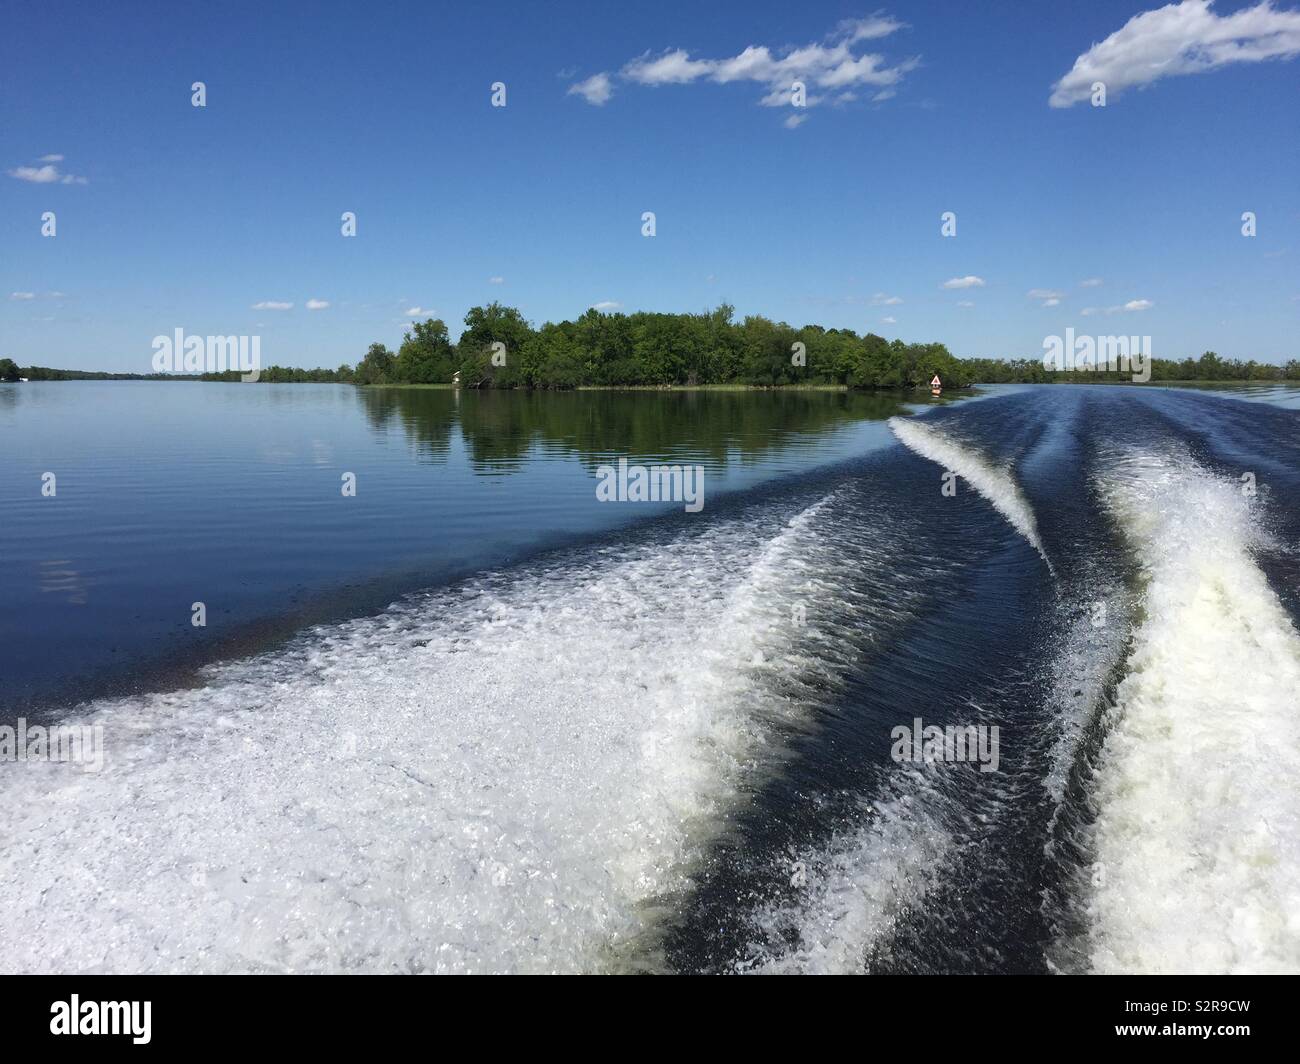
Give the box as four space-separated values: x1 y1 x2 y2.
888 416 1053 572
737 779 952 974
1042 575 1132 805
0 493 883 974
1086 447 1300 973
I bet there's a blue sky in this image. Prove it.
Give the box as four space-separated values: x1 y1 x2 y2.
2 0 1298 372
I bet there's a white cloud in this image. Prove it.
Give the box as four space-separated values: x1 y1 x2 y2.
38 154 64 162
957 300 975 308
624 48 713 85
1042 298 1062 307
404 306 425 315
837 15 907 42
1050 0 1300 107
568 71 614 105
9 165 58 183
882 315 898 324
591 300 623 311
488 276 505 285
1080 277 1104 287
9 292 35 300
870 292 903 305
1081 307 1099 316
252 301 293 311
8 162 88 185
306 299 330 310
1094 299 1154 314
942 275 985 289
784 113 809 128
621 17 915 109
1027 288 1063 300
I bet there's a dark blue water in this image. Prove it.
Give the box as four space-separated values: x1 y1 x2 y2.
0 382 921 711
1 382 1297 974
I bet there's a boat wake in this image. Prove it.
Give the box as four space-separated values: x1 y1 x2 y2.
0 485 914 974
888 416 1054 573
4 389 1297 976
1080 445 1300 973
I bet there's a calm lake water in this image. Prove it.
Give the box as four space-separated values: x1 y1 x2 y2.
2 381 1298 975
0 382 932 709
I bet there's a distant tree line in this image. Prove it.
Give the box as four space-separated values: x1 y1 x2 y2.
348 303 980 389
348 304 1300 388
6 304 1298 387
5 363 197 381
962 351 1300 384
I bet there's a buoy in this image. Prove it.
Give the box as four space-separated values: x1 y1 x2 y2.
930 373 942 396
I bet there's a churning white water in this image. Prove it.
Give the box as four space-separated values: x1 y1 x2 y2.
1086 446 1300 973
888 416 1054 572
0 494 870 973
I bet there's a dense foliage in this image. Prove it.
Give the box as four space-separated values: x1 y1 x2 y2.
8 304 1298 387
347 303 1299 389
350 303 976 389
962 351 1300 384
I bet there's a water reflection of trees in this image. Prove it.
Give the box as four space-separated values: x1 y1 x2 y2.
356 386 913 475
358 387 458 462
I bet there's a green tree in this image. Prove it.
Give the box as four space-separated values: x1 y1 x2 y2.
354 342 396 385
456 303 534 387
0 358 20 381
395 319 455 383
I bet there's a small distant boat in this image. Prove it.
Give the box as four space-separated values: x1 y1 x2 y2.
930 374 942 396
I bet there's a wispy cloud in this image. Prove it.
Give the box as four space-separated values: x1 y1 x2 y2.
568 72 614 105
869 292 903 306
404 306 426 316
1089 299 1154 315
8 158 89 185
1050 0 1300 107
617 15 916 117
252 301 293 311
1028 288 1063 307
1080 277 1104 288
591 300 622 311
488 276 505 285
306 299 330 310
9 292 35 300
942 275 985 289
